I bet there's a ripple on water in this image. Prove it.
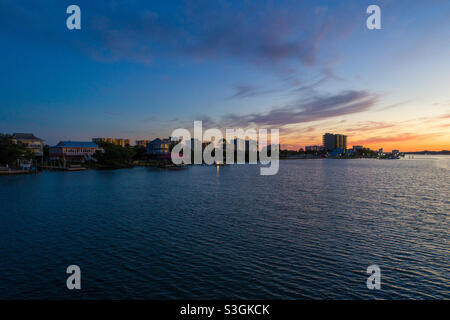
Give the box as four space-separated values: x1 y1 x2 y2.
0 156 449 299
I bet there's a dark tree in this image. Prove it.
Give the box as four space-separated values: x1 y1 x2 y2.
0 134 29 166
94 142 137 168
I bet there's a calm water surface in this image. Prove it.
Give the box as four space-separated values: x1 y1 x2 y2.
0 156 449 299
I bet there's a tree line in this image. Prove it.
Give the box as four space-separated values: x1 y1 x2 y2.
0 134 34 167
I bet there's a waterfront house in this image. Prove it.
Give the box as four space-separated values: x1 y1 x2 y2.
12 133 44 156
50 141 102 162
328 148 345 157
146 138 171 159
305 145 325 152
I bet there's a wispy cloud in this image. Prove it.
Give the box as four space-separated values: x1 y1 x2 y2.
227 84 277 100
0 1 357 71
353 132 440 145
219 90 379 128
343 121 397 134
292 67 343 93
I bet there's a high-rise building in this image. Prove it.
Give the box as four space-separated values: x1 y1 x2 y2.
135 140 151 148
322 133 347 151
323 133 335 151
337 134 347 150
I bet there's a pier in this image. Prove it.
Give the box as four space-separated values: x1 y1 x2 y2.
40 165 87 171
0 169 36 175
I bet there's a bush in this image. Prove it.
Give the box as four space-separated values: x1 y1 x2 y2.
0 134 31 166
93 142 137 168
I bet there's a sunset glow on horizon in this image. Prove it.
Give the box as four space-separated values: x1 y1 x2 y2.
0 0 449 152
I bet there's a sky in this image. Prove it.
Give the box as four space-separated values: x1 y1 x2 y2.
0 0 449 151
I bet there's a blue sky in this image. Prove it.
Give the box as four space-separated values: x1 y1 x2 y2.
0 0 449 150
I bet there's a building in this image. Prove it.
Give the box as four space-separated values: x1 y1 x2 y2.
305 145 324 152
323 133 347 151
328 148 345 157
187 138 202 151
12 133 44 156
146 138 171 158
232 138 258 152
135 140 151 148
92 138 130 147
345 149 355 156
323 133 335 151
336 134 347 150
50 141 102 162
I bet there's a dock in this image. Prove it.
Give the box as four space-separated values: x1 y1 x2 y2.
40 165 87 171
0 169 36 175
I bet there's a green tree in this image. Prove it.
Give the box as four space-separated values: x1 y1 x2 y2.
0 134 28 166
93 142 137 168
43 144 50 160
132 145 147 161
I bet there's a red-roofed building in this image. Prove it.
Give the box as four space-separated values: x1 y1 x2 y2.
50 141 103 162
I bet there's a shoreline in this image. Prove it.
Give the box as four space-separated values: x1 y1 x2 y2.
2 154 446 176
0 170 37 175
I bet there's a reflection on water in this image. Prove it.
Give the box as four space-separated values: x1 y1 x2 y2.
0 156 449 299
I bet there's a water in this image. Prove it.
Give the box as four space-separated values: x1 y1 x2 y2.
0 156 449 299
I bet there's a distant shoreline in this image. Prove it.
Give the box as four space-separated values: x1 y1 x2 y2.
403 151 450 155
